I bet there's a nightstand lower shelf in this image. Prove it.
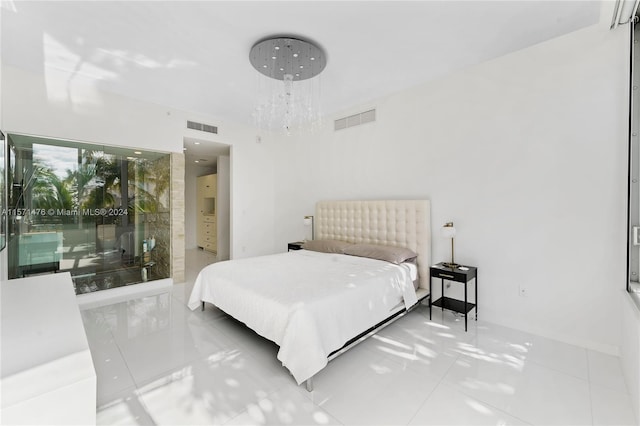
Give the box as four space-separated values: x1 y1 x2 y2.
429 263 478 332
432 297 476 315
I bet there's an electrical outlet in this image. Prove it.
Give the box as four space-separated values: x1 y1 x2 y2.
519 285 527 297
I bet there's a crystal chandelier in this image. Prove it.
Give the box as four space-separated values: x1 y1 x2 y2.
250 36 327 134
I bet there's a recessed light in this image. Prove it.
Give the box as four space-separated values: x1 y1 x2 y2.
293 53 298 58
310 57 315 61
195 160 199 163
134 151 142 155
274 46 280 50
194 142 200 145
127 156 136 160
262 65 267 68
299 65 304 69
272 56 276 60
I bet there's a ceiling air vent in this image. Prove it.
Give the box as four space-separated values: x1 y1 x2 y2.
334 109 376 131
187 120 218 134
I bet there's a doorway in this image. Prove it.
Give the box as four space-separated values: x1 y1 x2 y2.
183 137 231 261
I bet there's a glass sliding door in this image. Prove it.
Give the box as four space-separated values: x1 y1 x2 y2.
6 134 171 294
0 133 5 252
631 23 640 294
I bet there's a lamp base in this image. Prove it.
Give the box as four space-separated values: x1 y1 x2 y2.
442 262 460 269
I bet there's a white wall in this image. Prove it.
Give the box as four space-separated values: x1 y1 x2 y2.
271 18 629 353
217 155 231 260
1 65 279 261
2 66 185 153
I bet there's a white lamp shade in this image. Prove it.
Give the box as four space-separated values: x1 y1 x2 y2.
303 217 313 226
441 224 456 238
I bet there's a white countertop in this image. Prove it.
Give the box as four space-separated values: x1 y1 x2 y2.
1 272 96 411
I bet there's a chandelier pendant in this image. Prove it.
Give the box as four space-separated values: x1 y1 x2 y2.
250 36 327 133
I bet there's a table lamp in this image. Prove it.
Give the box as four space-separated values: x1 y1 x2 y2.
442 222 458 268
304 215 314 241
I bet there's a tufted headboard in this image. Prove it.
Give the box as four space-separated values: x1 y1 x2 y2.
316 200 431 290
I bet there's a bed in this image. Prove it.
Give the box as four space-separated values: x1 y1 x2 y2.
187 200 431 390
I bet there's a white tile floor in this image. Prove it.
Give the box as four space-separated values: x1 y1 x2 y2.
81 249 638 426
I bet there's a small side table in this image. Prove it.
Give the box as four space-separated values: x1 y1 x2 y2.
288 241 304 251
429 263 478 331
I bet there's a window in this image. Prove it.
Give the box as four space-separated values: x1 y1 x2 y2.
0 133 5 251
630 22 640 295
6 134 171 294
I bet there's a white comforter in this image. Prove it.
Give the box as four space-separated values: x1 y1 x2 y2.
187 250 418 384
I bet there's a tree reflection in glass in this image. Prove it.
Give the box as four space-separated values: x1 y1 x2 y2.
6 134 171 293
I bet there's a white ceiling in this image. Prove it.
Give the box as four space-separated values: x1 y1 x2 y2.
2 1 603 132
184 136 229 167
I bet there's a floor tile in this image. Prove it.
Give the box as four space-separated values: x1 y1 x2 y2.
96 387 155 426
305 347 438 425
409 383 530 425
371 308 468 379
427 305 482 335
224 386 341 426
171 282 188 304
324 366 438 425
90 338 136 406
463 322 533 371
590 383 638 426
469 322 589 380
213 343 299 397
81 308 116 346
302 342 392 406
525 335 588 380
178 248 218 301
444 353 592 425
98 294 174 341
206 315 304 390
116 318 235 385
587 349 629 394
135 353 272 425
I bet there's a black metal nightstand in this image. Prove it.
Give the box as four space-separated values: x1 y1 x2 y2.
429 262 478 331
288 241 304 251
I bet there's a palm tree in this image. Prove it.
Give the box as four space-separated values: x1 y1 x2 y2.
31 164 74 214
81 153 121 213
127 156 170 215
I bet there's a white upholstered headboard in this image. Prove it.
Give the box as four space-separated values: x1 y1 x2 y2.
316 200 431 290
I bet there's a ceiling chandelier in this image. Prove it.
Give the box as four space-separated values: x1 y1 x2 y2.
249 36 327 134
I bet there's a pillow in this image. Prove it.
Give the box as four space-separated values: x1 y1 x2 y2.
301 239 353 254
343 243 417 265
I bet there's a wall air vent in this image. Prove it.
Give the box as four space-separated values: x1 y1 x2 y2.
187 120 218 134
334 109 376 131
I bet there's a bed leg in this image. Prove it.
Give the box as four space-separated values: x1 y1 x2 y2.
201 301 205 311
305 378 314 392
